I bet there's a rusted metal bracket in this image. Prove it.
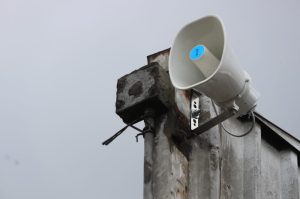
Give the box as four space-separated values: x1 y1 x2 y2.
188 107 237 139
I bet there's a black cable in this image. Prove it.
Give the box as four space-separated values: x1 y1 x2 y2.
211 99 255 137
129 125 144 133
102 111 155 145
102 123 131 145
102 117 143 145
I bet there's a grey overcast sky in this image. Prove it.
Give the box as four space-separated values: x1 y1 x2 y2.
0 0 300 198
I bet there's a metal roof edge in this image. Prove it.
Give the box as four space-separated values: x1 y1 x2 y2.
254 111 300 152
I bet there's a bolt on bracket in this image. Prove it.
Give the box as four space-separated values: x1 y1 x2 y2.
191 97 200 130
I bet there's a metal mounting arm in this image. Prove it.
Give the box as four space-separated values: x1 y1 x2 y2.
188 102 238 139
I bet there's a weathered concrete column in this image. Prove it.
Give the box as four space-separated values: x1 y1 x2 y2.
148 50 189 199
113 48 300 199
144 131 154 199
108 46 300 199
143 111 155 199
146 49 263 199
188 93 221 199
114 58 189 199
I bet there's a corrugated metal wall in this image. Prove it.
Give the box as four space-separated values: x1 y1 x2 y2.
143 49 300 199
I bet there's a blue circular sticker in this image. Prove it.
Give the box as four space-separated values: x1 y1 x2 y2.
189 45 205 60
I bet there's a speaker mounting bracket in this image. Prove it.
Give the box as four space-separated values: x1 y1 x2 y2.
189 102 238 139
191 97 201 130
